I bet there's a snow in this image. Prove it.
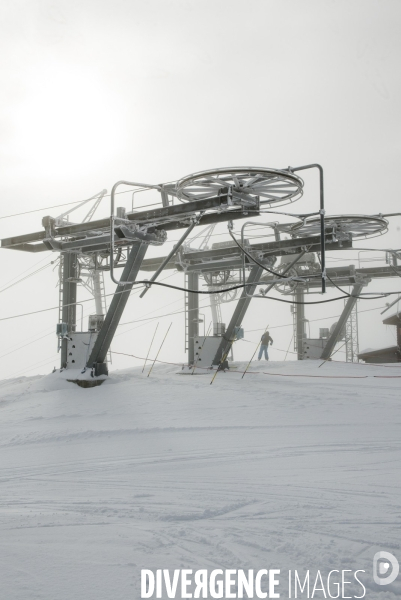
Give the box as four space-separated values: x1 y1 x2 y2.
0 360 400 599
359 346 398 355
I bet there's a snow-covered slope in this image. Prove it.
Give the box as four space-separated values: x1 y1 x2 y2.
0 360 400 599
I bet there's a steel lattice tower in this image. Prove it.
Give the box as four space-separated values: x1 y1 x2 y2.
345 299 359 362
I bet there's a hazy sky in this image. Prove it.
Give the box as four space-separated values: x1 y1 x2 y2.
1 0 400 380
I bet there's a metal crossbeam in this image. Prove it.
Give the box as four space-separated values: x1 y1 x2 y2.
181 234 344 262
259 266 399 289
0 197 248 250
118 238 353 273
1 210 252 253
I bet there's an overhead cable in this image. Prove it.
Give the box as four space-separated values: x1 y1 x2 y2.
1 276 401 323
0 262 53 294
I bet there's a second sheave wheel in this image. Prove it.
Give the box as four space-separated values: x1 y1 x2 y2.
291 215 388 240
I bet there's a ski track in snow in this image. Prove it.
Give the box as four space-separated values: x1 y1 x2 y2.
0 360 400 599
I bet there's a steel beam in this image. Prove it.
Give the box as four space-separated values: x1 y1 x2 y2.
86 241 148 372
212 264 264 365
1 208 252 252
295 288 306 360
60 253 79 368
182 236 352 262
10 215 356 260
101 246 401 287
145 240 352 274
320 283 364 360
56 234 111 251
134 239 350 273
185 259 244 272
260 266 399 289
8 242 48 253
1 195 228 248
187 272 199 365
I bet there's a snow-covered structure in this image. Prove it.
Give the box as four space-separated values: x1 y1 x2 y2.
358 311 401 363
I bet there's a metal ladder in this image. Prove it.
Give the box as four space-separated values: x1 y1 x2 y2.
99 270 107 317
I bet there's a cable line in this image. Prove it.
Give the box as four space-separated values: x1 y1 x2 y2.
0 262 52 294
1 278 400 323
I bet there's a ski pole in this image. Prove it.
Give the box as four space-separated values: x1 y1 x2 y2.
147 322 172 377
284 332 294 361
142 322 159 373
210 340 234 385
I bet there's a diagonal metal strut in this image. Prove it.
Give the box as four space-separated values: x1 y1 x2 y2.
212 264 264 365
86 241 148 370
320 283 364 360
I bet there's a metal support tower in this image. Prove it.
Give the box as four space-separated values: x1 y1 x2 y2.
76 255 108 317
92 267 112 364
60 252 79 368
294 288 306 360
92 269 106 316
187 272 199 365
212 264 263 365
345 298 359 362
184 273 188 354
209 290 222 330
320 283 364 360
86 241 148 374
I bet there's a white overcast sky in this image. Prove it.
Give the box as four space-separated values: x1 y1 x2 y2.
0 0 400 380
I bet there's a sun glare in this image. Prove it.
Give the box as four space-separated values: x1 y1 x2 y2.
13 66 123 177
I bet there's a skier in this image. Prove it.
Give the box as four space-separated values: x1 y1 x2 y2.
258 330 273 361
